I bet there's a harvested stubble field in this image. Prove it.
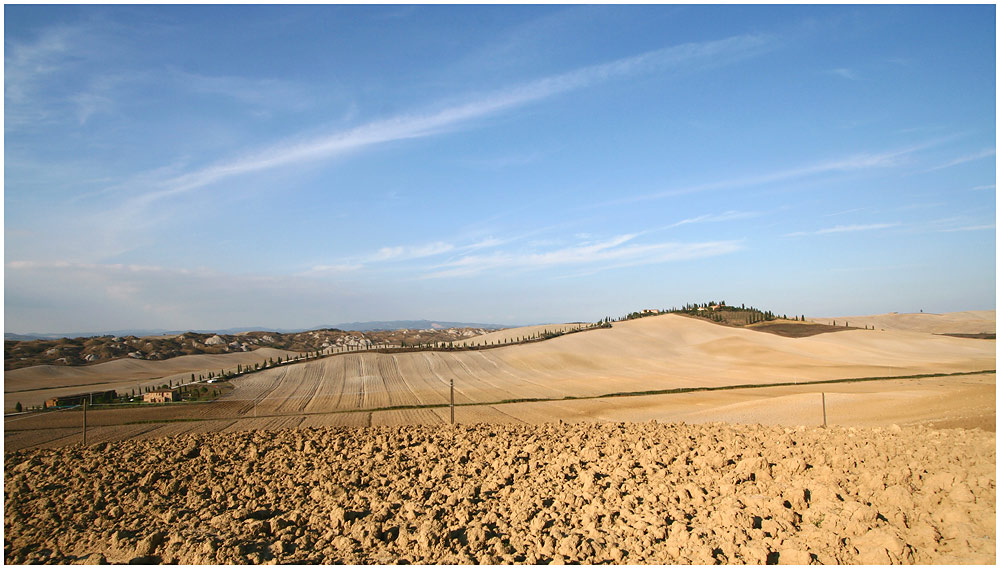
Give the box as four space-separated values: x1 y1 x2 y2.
4 314 995 452
4 421 994 565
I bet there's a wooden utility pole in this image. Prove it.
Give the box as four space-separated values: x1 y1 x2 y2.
450 380 455 425
82 399 88 445
821 392 827 428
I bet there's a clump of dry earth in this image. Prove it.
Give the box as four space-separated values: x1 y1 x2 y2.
4 422 994 564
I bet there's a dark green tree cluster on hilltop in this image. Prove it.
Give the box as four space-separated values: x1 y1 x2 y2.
666 301 779 325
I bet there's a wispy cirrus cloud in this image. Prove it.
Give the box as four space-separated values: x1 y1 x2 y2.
922 217 996 234
165 67 313 111
824 207 875 217
5 23 90 126
125 32 774 207
307 235 511 274
6 20 312 130
602 139 948 207
925 147 995 171
422 234 743 278
309 231 743 279
826 67 859 80
302 264 364 275
5 260 185 273
935 224 995 233
371 242 456 262
666 210 760 228
784 222 900 237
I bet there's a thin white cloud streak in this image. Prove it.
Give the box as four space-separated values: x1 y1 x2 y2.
827 67 858 80
935 224 995 233
824 207 874 217
6 260 188 274
784 223 900 237
897 202 945 211
303 264 363 275
667 210 760 228
971 184 995 191
421 235 742 278
602 140 947 207
372 242 456 262
925 148 996 172
129 32 772 206
319 232 738 279
307 235 513 274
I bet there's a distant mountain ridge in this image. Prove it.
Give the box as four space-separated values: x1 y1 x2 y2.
5 320 509 341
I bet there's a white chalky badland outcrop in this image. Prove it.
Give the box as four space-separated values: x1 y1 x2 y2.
4 422 994 564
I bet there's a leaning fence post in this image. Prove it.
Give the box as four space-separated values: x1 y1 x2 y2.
822 392 827 428
450 379 455 425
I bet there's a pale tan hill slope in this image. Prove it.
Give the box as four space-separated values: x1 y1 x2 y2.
223 314 995 418
811 310 995 334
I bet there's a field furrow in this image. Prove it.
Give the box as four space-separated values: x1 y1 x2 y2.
395 355 450 405
471 350 574 396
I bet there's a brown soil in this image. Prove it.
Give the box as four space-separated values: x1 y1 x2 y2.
747 321 853 338
938 333 997 340
4 422 994 565
675 312 855 338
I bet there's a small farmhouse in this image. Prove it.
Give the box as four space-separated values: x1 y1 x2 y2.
144 389 179 404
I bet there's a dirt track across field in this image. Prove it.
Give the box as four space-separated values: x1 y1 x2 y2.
4 422 994 564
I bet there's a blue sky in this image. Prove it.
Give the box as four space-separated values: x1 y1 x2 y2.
5 5 996 333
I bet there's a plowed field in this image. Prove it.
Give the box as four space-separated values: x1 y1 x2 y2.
4 422 994 564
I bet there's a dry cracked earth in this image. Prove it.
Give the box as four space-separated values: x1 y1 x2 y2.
4 422 995 564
